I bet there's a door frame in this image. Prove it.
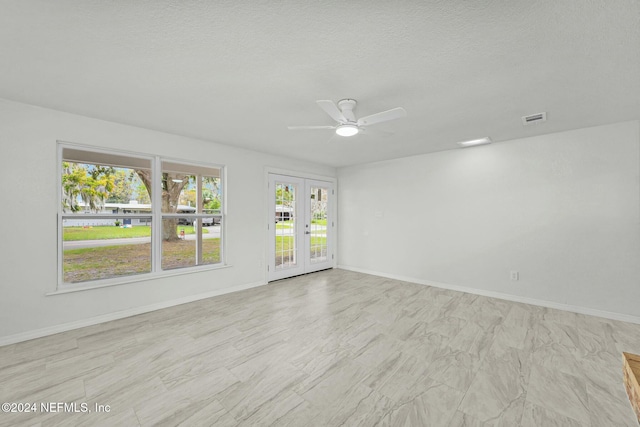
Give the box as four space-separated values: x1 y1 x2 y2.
264 167 337 283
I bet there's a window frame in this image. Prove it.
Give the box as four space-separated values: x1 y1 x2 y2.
56 142 227 292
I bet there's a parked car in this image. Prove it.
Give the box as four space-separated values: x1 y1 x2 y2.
178 217 194 226
275 204 293 222
177 207 221 226
197 216 220 226
203 209 222 226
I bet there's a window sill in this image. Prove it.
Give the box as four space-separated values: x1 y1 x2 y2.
47 264 233 296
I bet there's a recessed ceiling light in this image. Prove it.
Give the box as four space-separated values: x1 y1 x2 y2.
335 124 359 137
457 137 492 148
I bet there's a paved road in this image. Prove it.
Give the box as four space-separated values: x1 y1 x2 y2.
64 226 221 250
275 224 327 236
64 225 325 249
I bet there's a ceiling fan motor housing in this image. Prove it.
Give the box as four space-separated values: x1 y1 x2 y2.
337 99 357 122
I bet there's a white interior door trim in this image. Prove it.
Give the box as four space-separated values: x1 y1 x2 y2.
265 168 337 283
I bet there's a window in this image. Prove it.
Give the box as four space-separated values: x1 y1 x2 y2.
59 144 224 288
160 160 222 270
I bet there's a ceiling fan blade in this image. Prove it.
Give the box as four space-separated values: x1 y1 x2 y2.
325 133 339 144
288 125 335 130
357 107 406 126
359 127 395 137
316 100 346 123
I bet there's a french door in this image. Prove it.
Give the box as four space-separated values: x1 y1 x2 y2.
268 174 334 281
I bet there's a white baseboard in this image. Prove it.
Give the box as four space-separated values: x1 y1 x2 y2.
338 265 640 325
0 280 267 346
5 266 639 346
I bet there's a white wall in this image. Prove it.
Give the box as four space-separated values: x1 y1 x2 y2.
0 99 335 342
338 121 640 319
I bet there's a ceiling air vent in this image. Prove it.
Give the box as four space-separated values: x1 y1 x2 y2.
522 112 547 126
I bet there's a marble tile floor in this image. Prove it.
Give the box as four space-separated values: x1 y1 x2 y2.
1 269 639 426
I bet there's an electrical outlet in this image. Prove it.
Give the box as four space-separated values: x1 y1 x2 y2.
510 271 519 281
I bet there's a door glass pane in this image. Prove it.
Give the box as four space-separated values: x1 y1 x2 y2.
309 186 328 264
275 182 297 270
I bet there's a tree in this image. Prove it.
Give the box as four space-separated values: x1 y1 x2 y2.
175 178 221 210
276 184 293 205
202 186 221 210
135 169 189 241
134 181 151 204
179 188 196 207
106 169 134 203
205 197 221 210
61 162 115 213
134 171 221 242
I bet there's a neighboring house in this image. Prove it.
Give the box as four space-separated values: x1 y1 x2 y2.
63 201 220 226
275 204 293 222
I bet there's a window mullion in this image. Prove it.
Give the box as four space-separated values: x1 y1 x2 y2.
196 174 203 265
220 166 225 265
57 143 64 288
152 156 163 273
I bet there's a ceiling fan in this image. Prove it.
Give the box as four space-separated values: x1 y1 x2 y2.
288 99 406 137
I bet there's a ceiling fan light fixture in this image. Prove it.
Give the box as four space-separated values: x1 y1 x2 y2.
457 137 492 148
336 124 359 137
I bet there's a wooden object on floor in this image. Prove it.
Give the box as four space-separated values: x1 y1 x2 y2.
623 352 640 424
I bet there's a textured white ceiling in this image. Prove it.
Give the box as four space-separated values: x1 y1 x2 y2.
1 0 639 167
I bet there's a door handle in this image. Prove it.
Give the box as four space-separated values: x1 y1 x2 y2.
305 231 310 234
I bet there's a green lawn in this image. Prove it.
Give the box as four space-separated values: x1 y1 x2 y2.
274 235 327 266
63 239 221 283
275 236 326 251
63 225 207 241
63 232 325 283
277 221 326 229
277 220 325 226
